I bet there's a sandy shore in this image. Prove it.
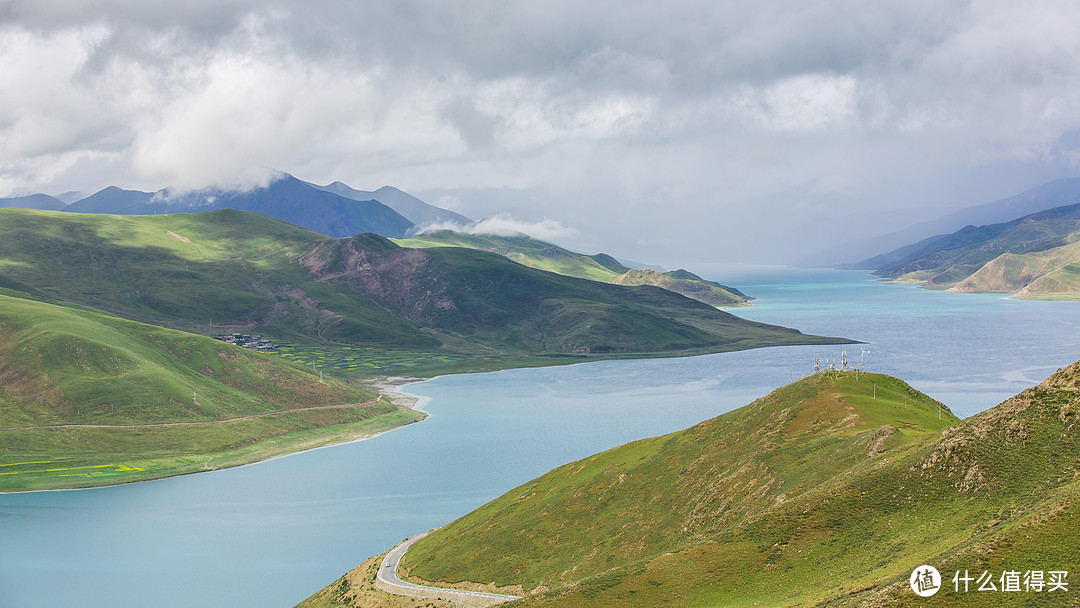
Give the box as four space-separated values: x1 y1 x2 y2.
367 376 426 409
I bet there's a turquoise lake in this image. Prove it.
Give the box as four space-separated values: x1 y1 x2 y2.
1 268 1079 607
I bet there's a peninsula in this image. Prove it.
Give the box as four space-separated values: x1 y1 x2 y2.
302 362 1080 607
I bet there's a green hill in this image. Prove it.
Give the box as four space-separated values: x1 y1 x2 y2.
0 289 418 492
396 230 750 307
0 208 850 491
0 209 839 376
610 268 748 307
869 202 1080 299
308 363 1080 607
952 239 1080 299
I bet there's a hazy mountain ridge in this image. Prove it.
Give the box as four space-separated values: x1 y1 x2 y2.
610 268 749 307
0 193 67 210
63 185 156 214
857 201 1080 299
60 174 416 239
311 182 473 227
306 362 1080 607
7 173 475 241
837 177 1080 267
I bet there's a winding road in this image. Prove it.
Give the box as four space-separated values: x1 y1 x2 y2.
376 531 521 607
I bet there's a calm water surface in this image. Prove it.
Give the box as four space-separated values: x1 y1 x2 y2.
1 269 1078 607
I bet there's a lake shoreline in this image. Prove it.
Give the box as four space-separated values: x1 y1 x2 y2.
0 384 430 495
5 269 1080 608
0 332 856 494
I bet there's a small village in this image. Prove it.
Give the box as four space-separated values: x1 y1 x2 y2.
213 333 278 350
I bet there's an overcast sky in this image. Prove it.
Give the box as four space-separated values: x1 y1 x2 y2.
3 1 1080 266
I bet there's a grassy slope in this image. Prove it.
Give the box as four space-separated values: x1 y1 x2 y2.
397 231 626 283
396 231 750 307
0 209 842 375
609 268 749 307
397 245 824 356
951 239 1080 300
0 207 433 348
0 289 420 492
311 363 1080 608
400 372 957 593
1021 263 1080 298
878 204 1080 297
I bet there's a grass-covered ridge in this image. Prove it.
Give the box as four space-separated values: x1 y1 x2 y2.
396 230 750 307
870 202 1080 299
0 208 846 374
0 289 420 492
311 363 1080 607
952 238 1080 299
397 231 628 283
400 371 957 593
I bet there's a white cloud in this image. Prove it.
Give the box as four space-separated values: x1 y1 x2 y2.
753 74 859 131
4 1 1080 263
0 23 120 193
419 214 579 243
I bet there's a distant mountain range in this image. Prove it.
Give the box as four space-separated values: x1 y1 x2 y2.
1 172 758 307
311 181 472 228
0 172 470 239
831 177 1080 264
852 200 1080 299
0 193 66 210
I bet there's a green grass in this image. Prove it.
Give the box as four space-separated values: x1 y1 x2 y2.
348 364 1080 608
0 209 843 371
0 407 421 492
261 343 472 375
0 289 374 424
0 208 433 347
0 289 421 492
397 231 626 283
943 240 1080 300
396 230 750 307
399 372 956 592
